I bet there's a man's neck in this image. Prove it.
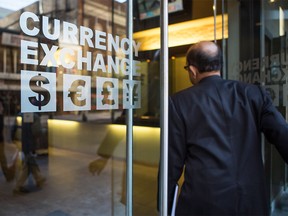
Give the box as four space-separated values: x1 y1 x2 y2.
197 70 221 82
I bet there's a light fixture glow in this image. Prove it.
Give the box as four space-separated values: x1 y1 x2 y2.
48 119 80 129
133 14 228 51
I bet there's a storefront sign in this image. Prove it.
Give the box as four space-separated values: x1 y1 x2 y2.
19 11 141 112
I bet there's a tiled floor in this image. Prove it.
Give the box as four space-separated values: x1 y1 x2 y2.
0 144 159 216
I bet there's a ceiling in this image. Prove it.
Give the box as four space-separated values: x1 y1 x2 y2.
133 14 228 51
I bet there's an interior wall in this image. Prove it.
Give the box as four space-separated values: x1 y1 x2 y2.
171 56 192 94
192 0 223 19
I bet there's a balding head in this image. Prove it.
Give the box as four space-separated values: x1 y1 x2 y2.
186 41 222 73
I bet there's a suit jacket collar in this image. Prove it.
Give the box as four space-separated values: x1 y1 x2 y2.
198 75 222 84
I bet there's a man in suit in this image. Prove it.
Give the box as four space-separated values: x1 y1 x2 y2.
168 41 288 215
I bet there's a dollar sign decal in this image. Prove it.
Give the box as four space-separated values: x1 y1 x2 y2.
29 73 51 110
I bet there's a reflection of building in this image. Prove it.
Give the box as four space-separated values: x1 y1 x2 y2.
0 0 127 115
0 0 287 215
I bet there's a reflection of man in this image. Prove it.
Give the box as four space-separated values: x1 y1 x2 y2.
167 41 288 215
89 126 125 175
13 113 46 194
0 99 14 181
88 125 126 205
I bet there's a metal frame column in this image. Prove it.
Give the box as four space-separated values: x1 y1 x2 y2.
126 0 133 215
160 0 169 215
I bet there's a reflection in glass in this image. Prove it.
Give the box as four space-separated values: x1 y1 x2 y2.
0 0 160 215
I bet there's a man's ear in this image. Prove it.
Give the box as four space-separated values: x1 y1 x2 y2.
189 65 197 78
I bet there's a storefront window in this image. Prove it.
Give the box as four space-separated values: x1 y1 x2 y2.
0 0 287 215
0 0 159 215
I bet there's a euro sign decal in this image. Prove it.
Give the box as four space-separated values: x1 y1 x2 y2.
68 79 86 106
63 74 91 111
29 73 51 111
101 81 115 105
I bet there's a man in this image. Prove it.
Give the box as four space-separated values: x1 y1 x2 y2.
168 41 288 215
13 113 46 194
0 98 15 182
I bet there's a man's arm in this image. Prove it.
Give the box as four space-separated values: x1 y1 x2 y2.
168 97 187 213
260 87 288 164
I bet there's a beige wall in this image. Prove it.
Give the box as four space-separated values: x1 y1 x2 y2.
48 120 160 166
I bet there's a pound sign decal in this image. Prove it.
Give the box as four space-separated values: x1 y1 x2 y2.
101 81 115 105
29 73 51 111
96 77 118 110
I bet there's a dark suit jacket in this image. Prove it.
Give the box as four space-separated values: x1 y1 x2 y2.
168 75 288 215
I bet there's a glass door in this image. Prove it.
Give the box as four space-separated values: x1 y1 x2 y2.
227 0 288 215
261 0 288 214
0 0 162 215
0 0 235 215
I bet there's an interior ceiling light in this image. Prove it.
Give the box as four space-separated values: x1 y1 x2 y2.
133 14 228 51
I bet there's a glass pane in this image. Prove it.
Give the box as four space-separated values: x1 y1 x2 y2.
227 0 288 215
0 0 144 215
263 1 288 215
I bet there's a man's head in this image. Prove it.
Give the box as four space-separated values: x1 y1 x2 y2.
185 41 222 84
